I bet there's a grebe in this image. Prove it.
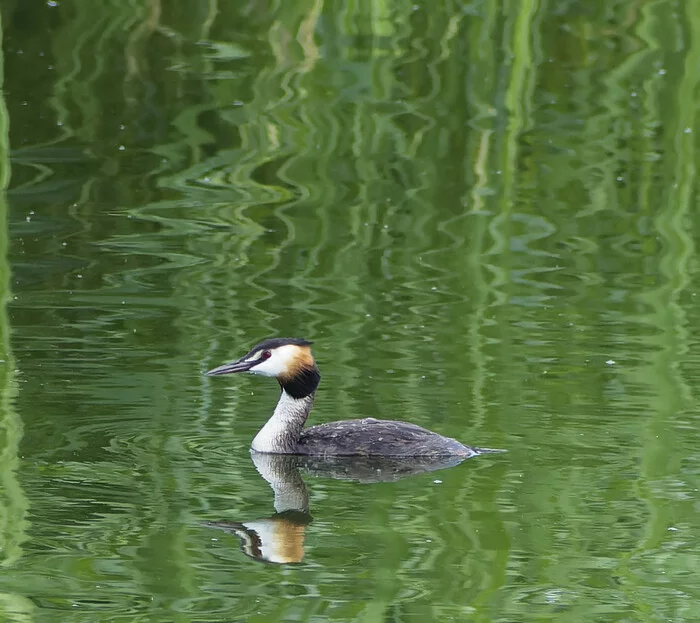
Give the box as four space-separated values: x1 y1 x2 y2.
206 337 482 457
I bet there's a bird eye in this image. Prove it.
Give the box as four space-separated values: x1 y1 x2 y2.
261 350 271 360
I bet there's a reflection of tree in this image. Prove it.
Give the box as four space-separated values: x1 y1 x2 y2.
1 0 696 620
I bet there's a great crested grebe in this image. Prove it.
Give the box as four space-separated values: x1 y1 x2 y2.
206 337 486 458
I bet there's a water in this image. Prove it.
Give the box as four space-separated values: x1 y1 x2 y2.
1 1 700 621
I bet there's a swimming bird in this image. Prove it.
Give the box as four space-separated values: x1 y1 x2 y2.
206 337 482 458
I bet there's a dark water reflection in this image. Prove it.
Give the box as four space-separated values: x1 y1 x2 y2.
204 452 489 565
2 0 700 621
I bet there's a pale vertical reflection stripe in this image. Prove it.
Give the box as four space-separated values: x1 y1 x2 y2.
297 0 323 73
466 130 493 433
0 7 30 580
124 0 161 80
489 1 539 300
634 0 696 576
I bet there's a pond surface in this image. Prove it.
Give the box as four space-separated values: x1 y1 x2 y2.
1 1 700 621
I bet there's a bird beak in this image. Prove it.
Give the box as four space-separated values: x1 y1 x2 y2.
206 357 255 376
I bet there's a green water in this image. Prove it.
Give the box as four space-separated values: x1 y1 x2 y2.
1 0 699 621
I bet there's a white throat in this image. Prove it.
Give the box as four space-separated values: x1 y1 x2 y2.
251 390 314 453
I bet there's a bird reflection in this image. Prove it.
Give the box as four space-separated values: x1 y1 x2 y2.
205 454 311 564
205 451 486 565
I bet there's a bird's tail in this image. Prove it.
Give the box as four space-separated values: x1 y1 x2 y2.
473 446 507 455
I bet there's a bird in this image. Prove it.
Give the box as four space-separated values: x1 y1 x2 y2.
206 337 487 458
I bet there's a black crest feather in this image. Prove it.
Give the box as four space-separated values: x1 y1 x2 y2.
249 337 313 354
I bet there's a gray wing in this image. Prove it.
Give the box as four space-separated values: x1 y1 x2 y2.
297 418 475 457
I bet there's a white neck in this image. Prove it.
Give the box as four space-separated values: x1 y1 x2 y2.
251 390 314 453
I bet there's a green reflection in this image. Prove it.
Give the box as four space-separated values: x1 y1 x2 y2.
2 0 700 621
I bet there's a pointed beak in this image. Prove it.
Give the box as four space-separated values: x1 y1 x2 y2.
206 358 254 376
